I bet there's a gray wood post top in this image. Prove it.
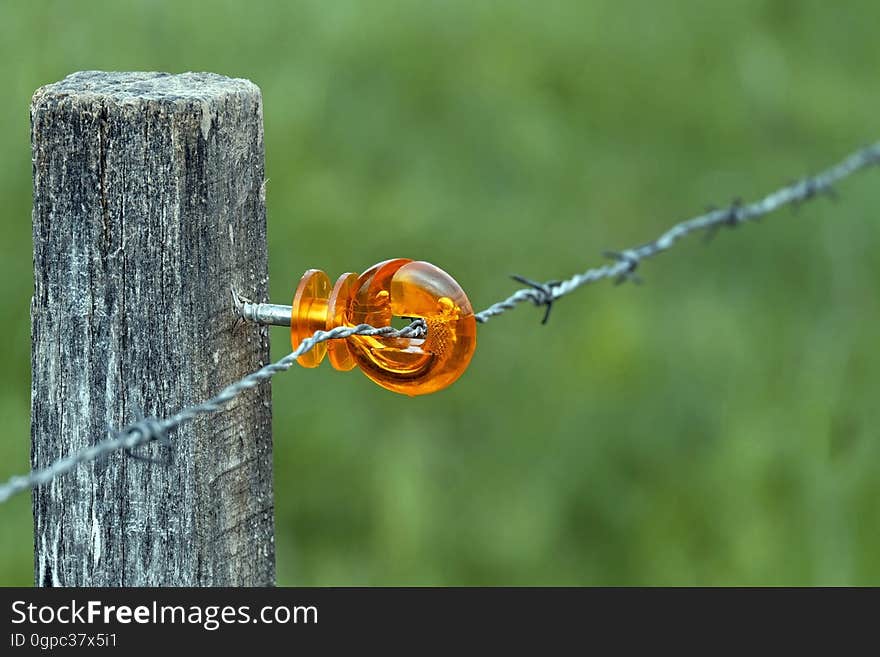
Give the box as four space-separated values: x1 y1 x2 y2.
34 71 259 101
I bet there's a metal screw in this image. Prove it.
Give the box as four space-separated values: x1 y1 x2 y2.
232 288 292 327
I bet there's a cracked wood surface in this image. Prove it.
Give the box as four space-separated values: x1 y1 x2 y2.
30 71 275 586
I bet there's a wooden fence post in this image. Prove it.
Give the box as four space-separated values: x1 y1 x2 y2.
30 71 275 586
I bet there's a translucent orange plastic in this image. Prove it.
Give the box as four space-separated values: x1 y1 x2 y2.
325 273 358 372
289 259 477 396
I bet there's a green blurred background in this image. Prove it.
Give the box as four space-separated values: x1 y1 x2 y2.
1 0 878 585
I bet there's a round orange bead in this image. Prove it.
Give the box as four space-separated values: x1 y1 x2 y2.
346 261 476 396
288 259 477 396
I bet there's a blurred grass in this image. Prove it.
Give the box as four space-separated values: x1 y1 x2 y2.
1 0 878 585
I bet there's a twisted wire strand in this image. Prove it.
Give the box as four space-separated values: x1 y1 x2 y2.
476 141 880 323
1 141 878 503
0 320 427 503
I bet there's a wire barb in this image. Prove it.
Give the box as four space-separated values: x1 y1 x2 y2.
509 274 560 324
1 140 879 504
124 417 173 466
602 250 642 285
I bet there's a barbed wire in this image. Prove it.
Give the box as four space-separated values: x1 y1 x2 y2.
1 141 878 504
0 321 427 503
477 141 880 324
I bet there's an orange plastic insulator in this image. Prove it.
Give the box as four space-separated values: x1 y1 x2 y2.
290 269 331 368
289 259 477 396
325 272 358 372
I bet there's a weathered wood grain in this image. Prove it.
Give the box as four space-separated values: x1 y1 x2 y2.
30 71 275 586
